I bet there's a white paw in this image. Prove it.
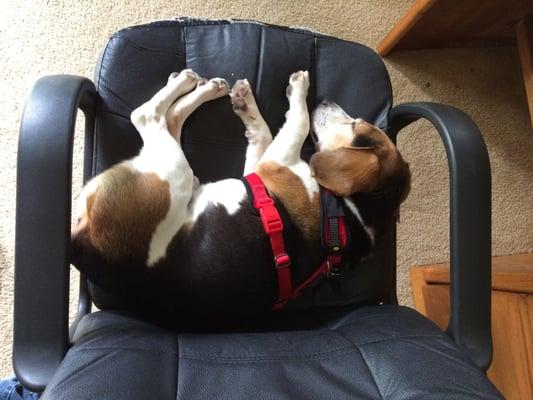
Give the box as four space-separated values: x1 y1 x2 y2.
168 69 200 85
198 77 229 96
230 79 252 113
286 70 310 97
210 77 230 93
196 77 208 86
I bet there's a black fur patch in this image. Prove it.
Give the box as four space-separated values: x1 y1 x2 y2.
352 135 375 148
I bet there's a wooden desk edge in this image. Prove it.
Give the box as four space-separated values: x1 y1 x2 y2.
377 0 437 56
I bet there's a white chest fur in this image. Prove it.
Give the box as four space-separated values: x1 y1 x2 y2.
188 179 247 222
287 161 319 200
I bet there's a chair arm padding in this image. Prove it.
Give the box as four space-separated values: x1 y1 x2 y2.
390 102 492 371
14 75 96 391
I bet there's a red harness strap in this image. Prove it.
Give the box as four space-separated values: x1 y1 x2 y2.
291 212 348 299
244 173 292 309
243 173 348 310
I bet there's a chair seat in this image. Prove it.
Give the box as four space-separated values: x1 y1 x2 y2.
41 306 501 400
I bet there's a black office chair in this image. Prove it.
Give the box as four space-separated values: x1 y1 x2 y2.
15 19 502 399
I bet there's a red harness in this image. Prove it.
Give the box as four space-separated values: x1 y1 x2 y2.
244 173 348 310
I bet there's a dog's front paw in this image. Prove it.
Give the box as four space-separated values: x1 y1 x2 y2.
286 70 310 98
230 79 253 113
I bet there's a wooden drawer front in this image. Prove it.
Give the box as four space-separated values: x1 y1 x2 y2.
414 279 533 399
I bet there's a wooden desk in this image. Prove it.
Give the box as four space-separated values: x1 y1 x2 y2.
378 0 533 125
410 253 533 399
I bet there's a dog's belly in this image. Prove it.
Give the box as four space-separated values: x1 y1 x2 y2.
151 198 279 319
145 178 247 267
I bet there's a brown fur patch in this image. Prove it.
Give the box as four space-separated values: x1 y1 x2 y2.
73 165 170 264
256 162 320 241
310 149 380 197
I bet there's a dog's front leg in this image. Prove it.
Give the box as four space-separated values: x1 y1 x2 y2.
230 79 273 175
259 71 310 167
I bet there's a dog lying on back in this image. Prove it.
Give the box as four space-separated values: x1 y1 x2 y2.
71 70 410 323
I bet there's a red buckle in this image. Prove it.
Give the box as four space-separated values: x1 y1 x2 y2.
252 185 274 207
274 253 290 269
260 207 283 234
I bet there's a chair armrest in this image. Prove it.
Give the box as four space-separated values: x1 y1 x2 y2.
389 102 492 371
14 75 96 391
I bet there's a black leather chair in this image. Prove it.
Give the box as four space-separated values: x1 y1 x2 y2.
15 19 503 399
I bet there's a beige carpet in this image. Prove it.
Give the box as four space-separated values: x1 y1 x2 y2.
1 0 532 377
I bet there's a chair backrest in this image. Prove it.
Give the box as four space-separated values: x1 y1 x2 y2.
89 19 397 316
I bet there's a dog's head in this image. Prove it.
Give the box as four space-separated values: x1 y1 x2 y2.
310 101 411 213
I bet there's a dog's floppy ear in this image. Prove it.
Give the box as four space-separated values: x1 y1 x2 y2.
310 148 380 196
70 219 89 265
394 160 412 222
70 189 97 265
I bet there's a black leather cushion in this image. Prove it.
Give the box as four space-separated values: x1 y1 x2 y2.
42 306 502 399
89 18 396 313
93 19 392 177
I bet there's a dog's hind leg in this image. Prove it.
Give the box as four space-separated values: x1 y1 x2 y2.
259 71 310 167
130 69 200 144
128 72 229 266
166 77 230 140
166 77 230 189
129 70 203 183
230 79 273 175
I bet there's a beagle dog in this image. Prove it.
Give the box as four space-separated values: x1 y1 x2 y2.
71 69 410 324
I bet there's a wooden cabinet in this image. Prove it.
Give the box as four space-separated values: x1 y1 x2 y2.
410 253 533 399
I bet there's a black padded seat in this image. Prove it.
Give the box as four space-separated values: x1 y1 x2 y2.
42 307 501 400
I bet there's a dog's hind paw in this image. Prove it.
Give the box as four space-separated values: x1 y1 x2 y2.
168 69 200 85
209 78 230 94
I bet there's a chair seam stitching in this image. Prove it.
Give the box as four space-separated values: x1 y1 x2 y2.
335 330 385 400
93 34 115 176
179 345 361 364
256 25 264 98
